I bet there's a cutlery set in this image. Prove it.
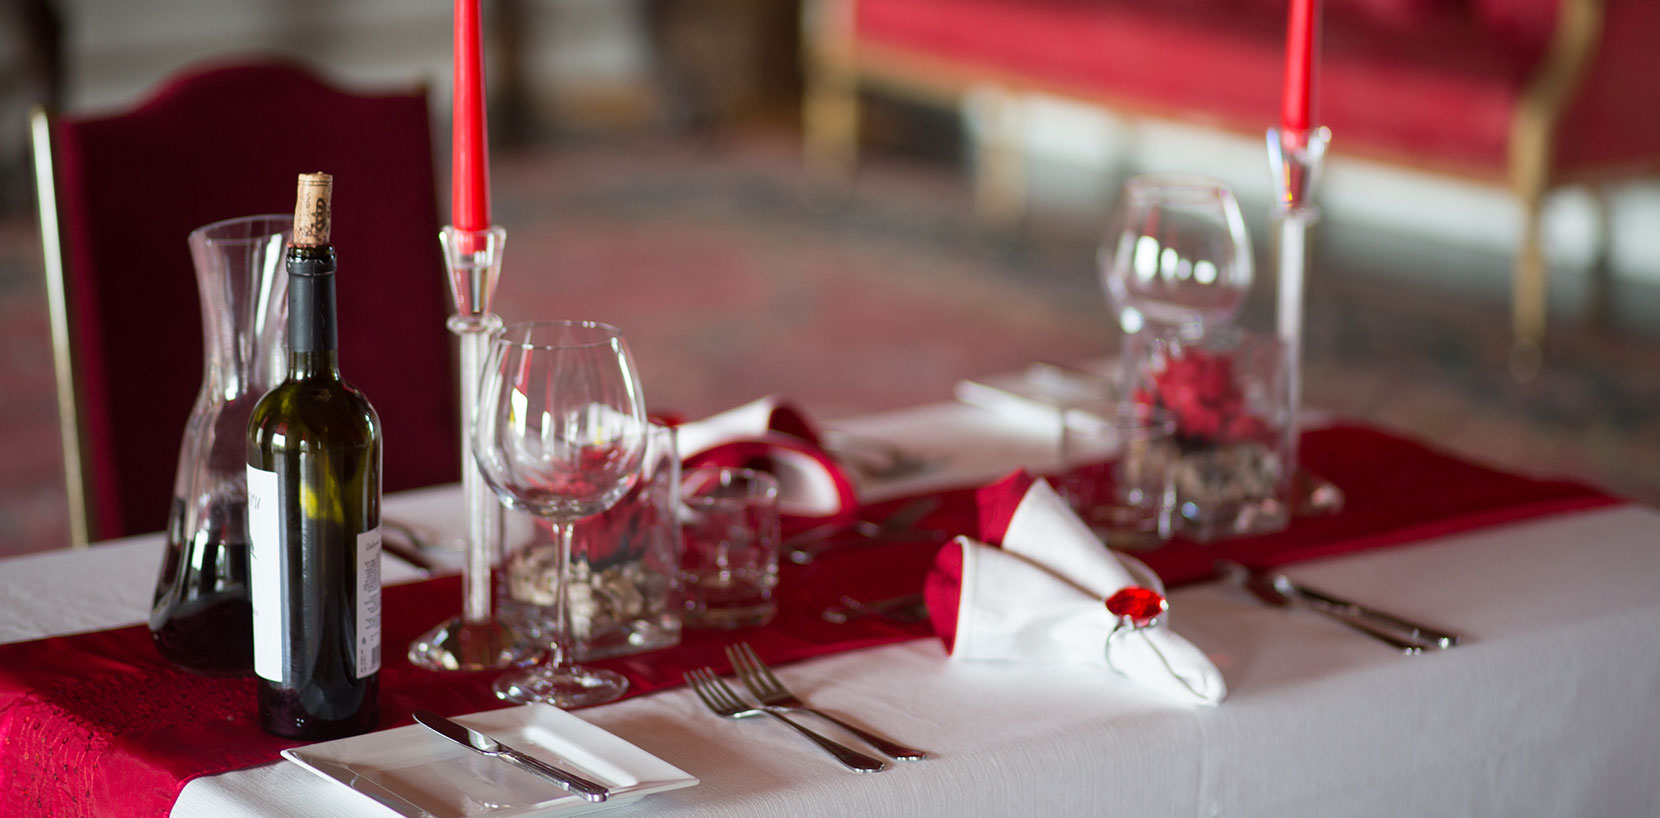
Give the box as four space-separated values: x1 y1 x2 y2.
404 640 930 797
684 642 930 773
1216 560 1462 654
388 480 1451 797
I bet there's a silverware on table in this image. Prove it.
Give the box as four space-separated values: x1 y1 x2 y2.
682 667 888 773
412 710 610 802
1214 560 1437 654
785 496 945 564
1267 572 1462 648
380 526 437 575
725 642 928 761
822 431 946 482
383 517 467 552
821 593 930 625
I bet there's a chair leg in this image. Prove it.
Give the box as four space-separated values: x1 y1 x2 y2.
804 64 858 186
1511 192 1547 381
1501 0 1602 379
30 106 93 549
802 0 858 187
1584 183 1615 329
972 89 1025 229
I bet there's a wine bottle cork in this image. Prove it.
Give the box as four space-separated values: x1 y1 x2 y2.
292 172 333 246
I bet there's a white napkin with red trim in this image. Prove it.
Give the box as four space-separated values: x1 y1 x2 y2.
925 472 1226 705
673 396 857 523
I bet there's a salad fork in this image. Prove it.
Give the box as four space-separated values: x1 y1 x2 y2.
682 668 888 773
725 642 928 761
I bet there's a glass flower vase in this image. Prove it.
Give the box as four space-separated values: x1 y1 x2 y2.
498 423 683 660
1126 326 1294 542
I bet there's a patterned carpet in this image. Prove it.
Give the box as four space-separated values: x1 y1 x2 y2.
3 130 1657 555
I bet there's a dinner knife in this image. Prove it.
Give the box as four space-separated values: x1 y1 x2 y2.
1267 573 1462 649
1215 560 1426 654
412 710 609 802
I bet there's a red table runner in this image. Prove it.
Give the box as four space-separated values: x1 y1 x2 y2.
0 424 1620 818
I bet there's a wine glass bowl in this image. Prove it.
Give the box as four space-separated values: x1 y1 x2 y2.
473 320 648 708
1100 175 1253 338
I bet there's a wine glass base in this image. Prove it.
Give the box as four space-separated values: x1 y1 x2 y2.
494 665 629 708
407 617 539 672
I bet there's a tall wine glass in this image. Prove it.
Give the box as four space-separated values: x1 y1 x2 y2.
474 320 648 707
1100 175 1253 340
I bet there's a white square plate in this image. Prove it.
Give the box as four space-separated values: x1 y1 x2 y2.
281 704 697 818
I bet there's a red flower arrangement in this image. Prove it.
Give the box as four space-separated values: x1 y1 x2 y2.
1134 347 1267 446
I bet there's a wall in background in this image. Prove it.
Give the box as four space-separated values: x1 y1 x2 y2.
55 0 651 113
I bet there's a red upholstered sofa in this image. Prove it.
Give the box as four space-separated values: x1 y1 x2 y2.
801 0 1660 365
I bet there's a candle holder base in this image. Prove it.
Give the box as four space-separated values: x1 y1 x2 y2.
407 617 538 672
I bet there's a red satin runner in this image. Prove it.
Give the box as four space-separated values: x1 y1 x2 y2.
0 425 1619 818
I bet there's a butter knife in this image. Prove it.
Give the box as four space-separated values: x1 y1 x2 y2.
412 710 609 802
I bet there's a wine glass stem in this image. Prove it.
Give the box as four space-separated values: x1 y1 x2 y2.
548 518 577 668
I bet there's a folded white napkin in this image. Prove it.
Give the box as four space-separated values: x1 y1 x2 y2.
673 396 854 520
929 477 1226 706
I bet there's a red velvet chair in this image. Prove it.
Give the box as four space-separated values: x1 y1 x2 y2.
31 58 459 547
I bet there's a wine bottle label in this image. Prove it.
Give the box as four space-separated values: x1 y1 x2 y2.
247 466 286 683
356 526 382 679
250 465 381 683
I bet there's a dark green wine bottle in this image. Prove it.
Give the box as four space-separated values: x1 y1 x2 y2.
246 172 382 740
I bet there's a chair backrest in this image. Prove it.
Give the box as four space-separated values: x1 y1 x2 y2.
34 58 459 545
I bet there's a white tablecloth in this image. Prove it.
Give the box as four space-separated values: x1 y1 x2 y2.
4 403 1659 817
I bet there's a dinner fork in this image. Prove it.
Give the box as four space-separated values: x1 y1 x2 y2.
682 668 888 773
725 642 929 761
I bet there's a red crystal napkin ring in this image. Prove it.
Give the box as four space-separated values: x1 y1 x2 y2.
1103 586 1199 692
1105 586 1168 634
1104 586 1167 664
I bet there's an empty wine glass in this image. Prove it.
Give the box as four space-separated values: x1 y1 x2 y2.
1100 175 1253 340
474 320 648 707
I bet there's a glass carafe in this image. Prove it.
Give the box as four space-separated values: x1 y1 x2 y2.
150 214 289 674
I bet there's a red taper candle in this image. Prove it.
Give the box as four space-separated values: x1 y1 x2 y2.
1281 0 1317 138
452 0 491 231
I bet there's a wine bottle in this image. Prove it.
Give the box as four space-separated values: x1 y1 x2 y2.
247 173 382 740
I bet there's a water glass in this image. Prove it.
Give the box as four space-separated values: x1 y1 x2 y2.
678 466 781 629
1056 402 1177 549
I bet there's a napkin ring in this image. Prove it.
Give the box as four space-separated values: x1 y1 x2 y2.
1104 586 1168 670
1103 586 1207 699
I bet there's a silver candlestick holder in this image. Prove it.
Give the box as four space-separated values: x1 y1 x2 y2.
409 225 535 671
1266 125 1330 502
